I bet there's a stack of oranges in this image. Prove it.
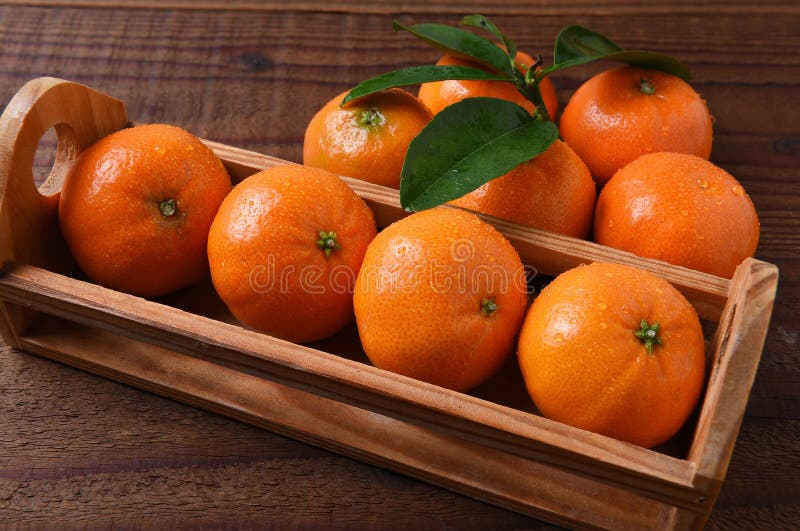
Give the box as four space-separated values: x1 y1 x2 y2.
303 58 759 278
55 38 760 450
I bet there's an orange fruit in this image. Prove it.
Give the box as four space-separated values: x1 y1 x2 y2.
207 164 377 343
594 152 759 278
517 262 705 448
418 51 559 119
58 123 232 297
449 139 596 238
354 207 528 392
303 88 433 188
560 66 713 186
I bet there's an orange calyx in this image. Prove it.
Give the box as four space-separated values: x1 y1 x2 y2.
638 78 656 95
634 318 663 353
316 231 340 257
159 198 178 217
358 107 385 128
480 297 497 316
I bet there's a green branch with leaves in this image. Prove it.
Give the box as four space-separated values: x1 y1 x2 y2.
344 15 689 212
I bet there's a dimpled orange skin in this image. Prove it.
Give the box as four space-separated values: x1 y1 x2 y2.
303 88 433 189
595 152 760 278
518 262 705 448
58 124 232 297
418 52 559 119
560 66 713 186
354 208 529 392
449 139 596 238
208 164 377 344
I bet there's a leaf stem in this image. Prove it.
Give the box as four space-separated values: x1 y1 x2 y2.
519 76 551 122
513 62 551 122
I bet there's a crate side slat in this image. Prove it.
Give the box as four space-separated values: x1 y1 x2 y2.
204 140 730 322
19 315 678 531
665 506 708 531
0 264 712 513
687 259 778 526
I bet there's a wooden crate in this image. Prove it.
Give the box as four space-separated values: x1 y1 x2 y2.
0 77 779 530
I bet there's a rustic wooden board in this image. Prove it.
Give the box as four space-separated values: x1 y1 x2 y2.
16 314 679 530
0 2 798 529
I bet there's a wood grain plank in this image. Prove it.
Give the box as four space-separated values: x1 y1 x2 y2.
4 0 800 16
0 4 797 529
0 343 541 529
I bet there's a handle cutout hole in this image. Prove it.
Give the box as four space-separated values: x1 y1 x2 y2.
35 123 77 197
33 127 57 187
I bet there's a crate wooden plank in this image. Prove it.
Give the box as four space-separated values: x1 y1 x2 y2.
0 264 707 512
689 259 778 494
17 314 677 530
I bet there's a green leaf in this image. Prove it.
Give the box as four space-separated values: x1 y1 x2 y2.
342 65 510 104
553 25 622 65
400 97 559 211
393 20 515 77
602 50 691 80
545 25 690 80
460 14 516 59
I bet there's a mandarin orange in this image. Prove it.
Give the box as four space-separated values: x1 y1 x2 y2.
594 152 759 278
58 124 232 297
449 139 596 238
518 262 706 448
354 207 528 392
418 51 558 119
560 66 713 185
207 164 377 343
303 88 433 188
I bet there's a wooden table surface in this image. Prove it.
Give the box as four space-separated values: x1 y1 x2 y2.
1 1 798 528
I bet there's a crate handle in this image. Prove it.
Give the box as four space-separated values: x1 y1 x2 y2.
0 77 129 269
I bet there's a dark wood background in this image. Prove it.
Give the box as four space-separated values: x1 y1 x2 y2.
1 1 798 528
